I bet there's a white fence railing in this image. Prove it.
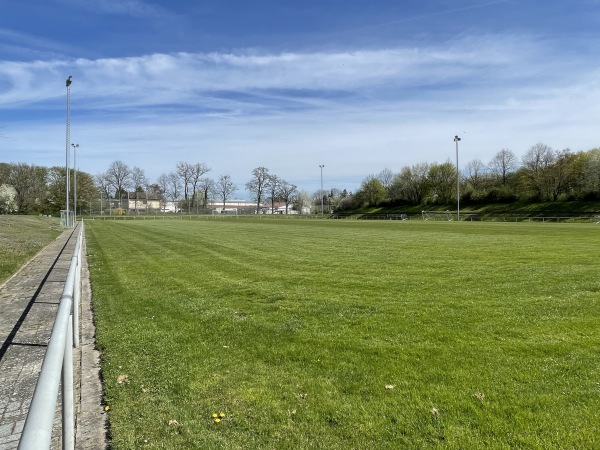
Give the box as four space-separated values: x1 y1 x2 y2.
18 221 84 450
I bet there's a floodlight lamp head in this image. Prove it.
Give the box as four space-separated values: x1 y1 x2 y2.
454 135 461 142
66 76 72 87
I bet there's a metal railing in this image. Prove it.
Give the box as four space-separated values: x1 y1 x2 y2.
18 221 84 450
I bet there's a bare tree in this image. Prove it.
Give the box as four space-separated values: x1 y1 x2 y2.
489 149 517 186
294 190 313 214
176 161 194 210
189 163 211 213
466 158 486 190
377 168 394 190
94 172 110 197
521 143 555 201
198 177 215 210
215 175 237 210
130 166 148 214
246 166 270 213
156 173 170 212
278 180 298 214
266 174 281 214
167 172 182 211
105 161 132 208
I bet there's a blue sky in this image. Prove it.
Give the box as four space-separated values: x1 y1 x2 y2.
1 0 600 195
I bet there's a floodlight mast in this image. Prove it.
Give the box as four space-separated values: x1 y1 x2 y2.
72 143 79 219
66 76 72 227
454 135 461 221
319 164 325 218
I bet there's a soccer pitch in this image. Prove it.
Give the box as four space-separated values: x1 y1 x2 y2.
85 218 600 449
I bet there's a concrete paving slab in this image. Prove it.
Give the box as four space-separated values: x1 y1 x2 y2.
0 225 106 450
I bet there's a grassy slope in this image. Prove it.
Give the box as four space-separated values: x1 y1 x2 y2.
0 215 61 284
86 219 600 449
358 200 600 216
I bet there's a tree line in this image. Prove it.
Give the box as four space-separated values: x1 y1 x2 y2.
95 162 302 214
341 144 600 210
1 143 600 215
0 160 304 215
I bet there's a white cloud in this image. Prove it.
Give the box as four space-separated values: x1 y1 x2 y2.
60 0 167 18
2 31 600 194
0 33 549 109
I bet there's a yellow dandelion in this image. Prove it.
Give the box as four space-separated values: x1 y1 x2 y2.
211 413 218 418
214 418 221 423
219 412 226 418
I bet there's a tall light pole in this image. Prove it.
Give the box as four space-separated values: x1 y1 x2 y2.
454 135 461 221
66 76 72 227
72 143 79 220
319 164 325 218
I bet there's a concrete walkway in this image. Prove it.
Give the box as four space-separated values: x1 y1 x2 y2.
0 225 106 450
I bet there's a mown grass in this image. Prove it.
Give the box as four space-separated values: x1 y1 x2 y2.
85 218 600 449
0 215 61 285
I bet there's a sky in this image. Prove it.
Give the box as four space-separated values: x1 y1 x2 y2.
1 0 600 196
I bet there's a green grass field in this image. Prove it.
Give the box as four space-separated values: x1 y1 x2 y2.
0 215 61 285
85 218 600 449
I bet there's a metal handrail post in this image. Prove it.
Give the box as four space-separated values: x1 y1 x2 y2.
62 316 75 450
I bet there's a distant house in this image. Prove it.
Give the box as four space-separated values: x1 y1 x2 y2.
207 199 260 213
125 192 163 213
263 201 298 214
207 199 300 214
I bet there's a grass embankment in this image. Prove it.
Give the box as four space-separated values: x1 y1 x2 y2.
0 215 61 284
86 219 600 449
358 200 600 218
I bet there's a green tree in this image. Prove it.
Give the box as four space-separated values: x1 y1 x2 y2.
389 162 430 205
582 148 600 198
355 176 386 207
520 143 555 201
0 162 10 185
7 163 47 213
427 162 456 204
546 149 580 201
